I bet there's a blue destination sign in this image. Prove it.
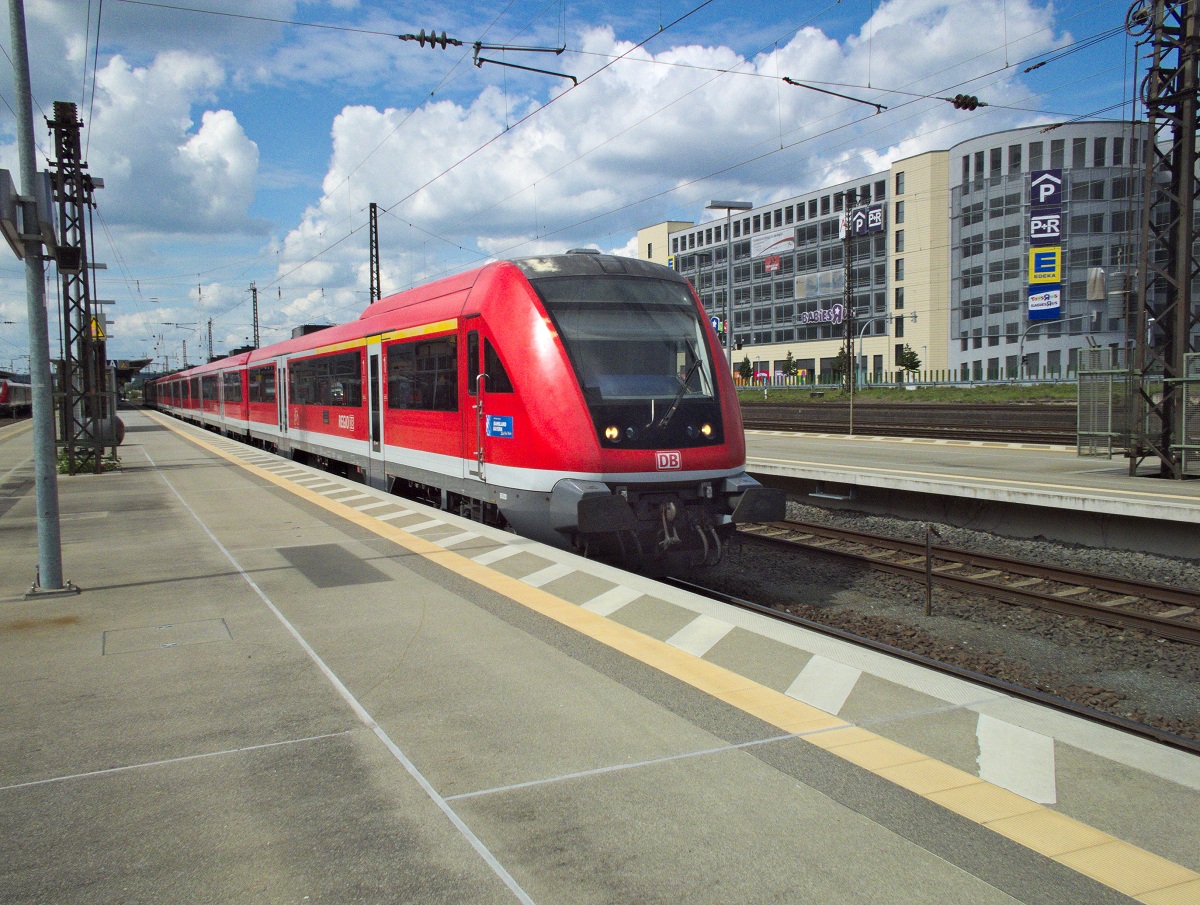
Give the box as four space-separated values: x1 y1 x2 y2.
486 415 514 439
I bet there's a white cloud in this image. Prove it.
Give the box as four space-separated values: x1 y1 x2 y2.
269 0 1063 301
86 52 265 236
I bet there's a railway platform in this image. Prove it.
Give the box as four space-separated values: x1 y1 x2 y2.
1 411 1197 904
746 430 1200 558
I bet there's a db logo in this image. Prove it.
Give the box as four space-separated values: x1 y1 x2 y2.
655 451 682 470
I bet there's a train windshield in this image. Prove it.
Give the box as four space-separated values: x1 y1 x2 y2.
534 276 716 404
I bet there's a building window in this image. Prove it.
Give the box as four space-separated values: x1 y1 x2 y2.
895 171 905 194
647 242 653 259
874 179 886 199
1029 141 1043 170
1094 137 1106 167
894 315 904 338
1051 139 1064 168
990 147 1002 177
1072 137 1087 169
774 209 783 227
808 199 818 219
895 258 904 281
961 155 970 185
895 200 905 224
1113 136 1124 166
834 192 844 212
895 229 905 253
1008 143 1022 173
671 238 679 254
753 215 761 232
894 286 904 309
820 195 830 216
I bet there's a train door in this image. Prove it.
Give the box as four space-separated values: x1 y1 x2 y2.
365 338 385 488
276 358 288 435
463 322 517 484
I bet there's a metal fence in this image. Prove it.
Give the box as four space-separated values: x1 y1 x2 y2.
1076 347 1132 458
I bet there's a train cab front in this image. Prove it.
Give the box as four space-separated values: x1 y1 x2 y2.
523 254 785 570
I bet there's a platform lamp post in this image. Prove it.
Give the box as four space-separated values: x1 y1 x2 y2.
707 201 753 378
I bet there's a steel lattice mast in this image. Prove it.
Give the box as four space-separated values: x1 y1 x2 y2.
1127 0 1200 478
49 101 106 475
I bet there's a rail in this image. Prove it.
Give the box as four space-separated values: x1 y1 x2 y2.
738 520 1200 647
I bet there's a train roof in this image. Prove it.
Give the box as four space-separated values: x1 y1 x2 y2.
157 253 688 383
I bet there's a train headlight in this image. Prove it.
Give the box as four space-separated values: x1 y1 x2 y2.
625 426 638 441
700 423 713 438
604 425 620 442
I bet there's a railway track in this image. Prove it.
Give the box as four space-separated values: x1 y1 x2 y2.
740 401 1076 444
738 520 1200 646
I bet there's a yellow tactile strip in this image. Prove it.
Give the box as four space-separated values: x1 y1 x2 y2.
154 414 1200 904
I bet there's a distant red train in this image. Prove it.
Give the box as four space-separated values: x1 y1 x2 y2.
0 376 32 417
149 252 783 568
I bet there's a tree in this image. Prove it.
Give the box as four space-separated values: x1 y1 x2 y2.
897 344 922 372
738 355 753 383
782 350 798 378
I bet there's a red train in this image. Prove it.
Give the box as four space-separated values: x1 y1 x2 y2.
149 252 783 568
0 376 33 417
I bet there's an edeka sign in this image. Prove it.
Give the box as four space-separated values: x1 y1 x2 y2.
1028 246 1061 284
1028 285 1061 321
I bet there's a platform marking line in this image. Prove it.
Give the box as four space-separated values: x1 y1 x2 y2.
750 454 1200 505
580 585 642 616
520 562 576 589
434 531 481 549
141 438 536 905
354 500 396 512
152 413 1200 905
977 714 1057 805
666 615 735 658
445 729 806 802
471 546 524 566
785 656 862 716
377 509 421 522
0 731 358 793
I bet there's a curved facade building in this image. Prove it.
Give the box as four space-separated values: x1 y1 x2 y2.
638 120 1148 383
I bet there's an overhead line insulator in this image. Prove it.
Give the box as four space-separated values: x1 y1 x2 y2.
399 29 462 49
951 93 981 110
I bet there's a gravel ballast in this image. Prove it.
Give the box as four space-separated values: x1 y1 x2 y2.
695 501 1200 740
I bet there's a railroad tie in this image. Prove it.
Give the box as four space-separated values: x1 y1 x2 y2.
969 569 1003 580
1052 585 1090 597
1005 577 1045 588
1157 605 1196 619
932 562 964 573
894 556 927 566
1092 595 1139 608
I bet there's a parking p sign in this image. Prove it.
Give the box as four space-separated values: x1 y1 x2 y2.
1028 246 1061 284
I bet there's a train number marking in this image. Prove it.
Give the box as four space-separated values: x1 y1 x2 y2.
656 451 682 470
337 414 355 430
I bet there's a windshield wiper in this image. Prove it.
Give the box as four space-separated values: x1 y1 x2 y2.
652 358 702 431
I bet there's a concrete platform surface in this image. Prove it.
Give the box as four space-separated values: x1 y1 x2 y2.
0 411 1197 904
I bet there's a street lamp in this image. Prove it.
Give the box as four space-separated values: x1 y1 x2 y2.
706 200 753 378
1017 313 1093 379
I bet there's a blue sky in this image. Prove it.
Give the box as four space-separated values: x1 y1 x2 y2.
0 0 1140 367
